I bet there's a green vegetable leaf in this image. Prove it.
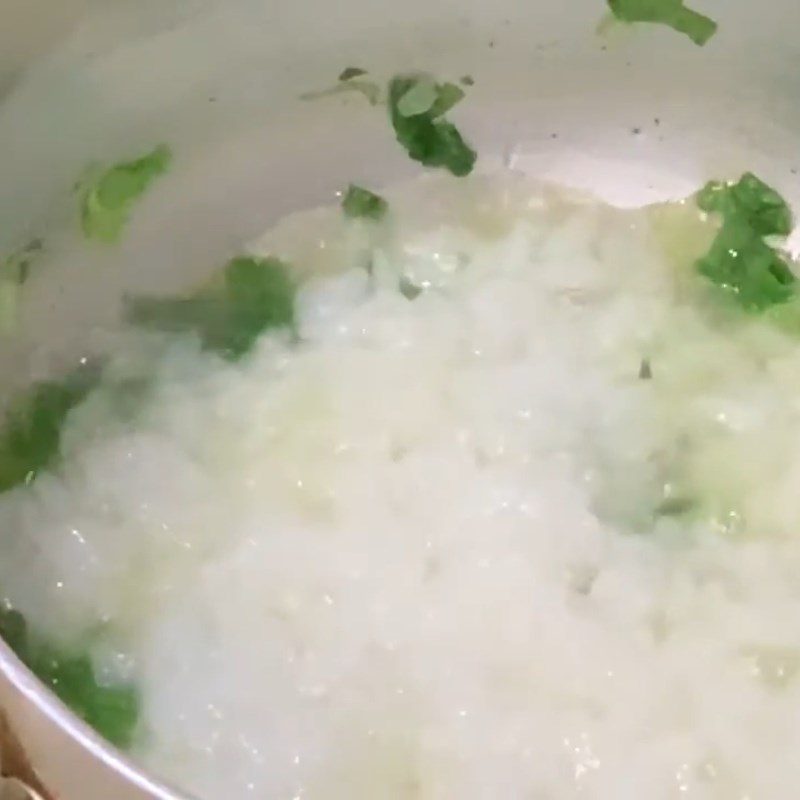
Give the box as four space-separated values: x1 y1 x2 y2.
0 606 26 654
0 364 100 493
399 275 423 300
428 83 466 118
338 66 368 81
0 239 44 332
655 495 695 517
388 75 477 177
694 173 796 312
79 145 172 243
697 173 793 237
342 184 388 221
2 239 43 286
395 76 439 117
125 256 295 359
0 605 138 748
607 0 718 45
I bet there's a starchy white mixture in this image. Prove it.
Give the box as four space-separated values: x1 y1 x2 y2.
3 174 800 799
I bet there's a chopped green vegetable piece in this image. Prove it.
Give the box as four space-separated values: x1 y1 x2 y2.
80 145 172 243
428 83 466 118
339 66 368 81
638 358 652 380
695 173 796 311
388 75 476 177
608 0 717 45
460 75 475 87
3 238 43 286
0 364 100 493
655 495 695 517
396 76 439 117
399 275 423 300
342 184 388 221
698 173 793 237
0 604 138 748
0 606 26 654
125 256 295 359
0 239 45 332
31 645 139 749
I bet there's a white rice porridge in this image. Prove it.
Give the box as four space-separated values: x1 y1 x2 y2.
3 173 800 799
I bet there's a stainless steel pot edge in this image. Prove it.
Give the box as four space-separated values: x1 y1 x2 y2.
0 639 193 800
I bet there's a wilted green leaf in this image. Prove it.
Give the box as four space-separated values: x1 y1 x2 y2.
0 604 138 748
388 75 476 176
607 0 717 45
0 364 100 493
695 173 796 311
342 184 388 221
80 145 172 243
125 256 295 359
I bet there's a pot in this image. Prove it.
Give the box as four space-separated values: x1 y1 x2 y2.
0 0 797 797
